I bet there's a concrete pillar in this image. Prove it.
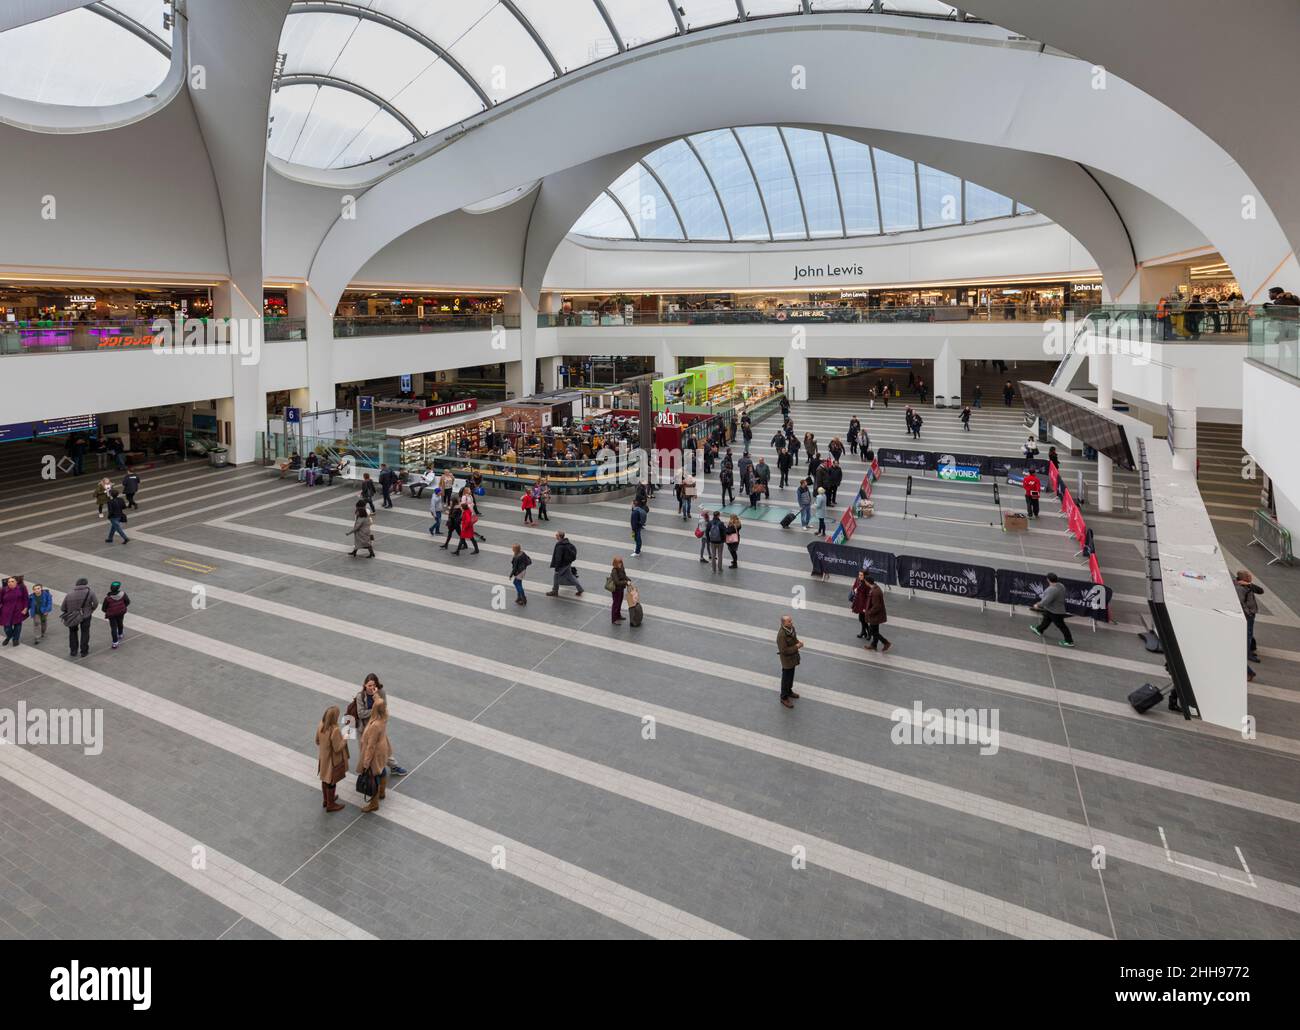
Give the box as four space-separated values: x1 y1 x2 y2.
304 286 336 412
539 356 562 393
1169 366 1198 473
212 281 264 465
505 291 537 400
1094 350 1113 512
783 356 809 402
932 339 961 406
654 340 675 378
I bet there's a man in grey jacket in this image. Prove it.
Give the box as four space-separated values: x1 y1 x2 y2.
60 577 98 658
1030 573 1075 647
1236 569 1264 669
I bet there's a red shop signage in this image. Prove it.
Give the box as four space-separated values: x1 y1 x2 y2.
418 398 478 422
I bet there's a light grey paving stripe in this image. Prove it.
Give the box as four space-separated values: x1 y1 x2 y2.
2 467 265 542
289 507 1175 681
208 518 1300 753
0 738 374 940
0 644 740 941
103 599 1300 919
28 537 1300 825
0 460 216 514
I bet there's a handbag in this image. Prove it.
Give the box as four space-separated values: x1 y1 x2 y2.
356 768 376 797
331 755 347 783
694 527 704 538
725 532 739 544
604 574 616 592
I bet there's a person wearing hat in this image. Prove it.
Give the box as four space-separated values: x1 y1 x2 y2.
101 581 131 649
59 577 98 658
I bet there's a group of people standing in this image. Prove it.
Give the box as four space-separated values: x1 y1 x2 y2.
315 673 408 814
1 575 131 655
93 470 141 545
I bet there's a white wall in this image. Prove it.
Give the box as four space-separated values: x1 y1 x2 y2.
545 218 1097 292
1242 361 1300 533
330 330 521 384
1088 343 1245 423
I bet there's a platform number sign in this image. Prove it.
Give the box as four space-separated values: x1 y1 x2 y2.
285 407 301 425
359 396 373 413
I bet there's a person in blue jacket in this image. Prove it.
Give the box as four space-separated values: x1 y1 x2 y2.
27 583 53 645
630 499 648 557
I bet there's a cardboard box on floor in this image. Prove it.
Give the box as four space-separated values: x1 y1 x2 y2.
1003 511 1028 533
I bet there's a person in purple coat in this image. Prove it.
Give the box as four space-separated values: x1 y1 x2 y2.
1 575 29 647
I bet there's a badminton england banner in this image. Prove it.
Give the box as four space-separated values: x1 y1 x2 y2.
895 554 996 601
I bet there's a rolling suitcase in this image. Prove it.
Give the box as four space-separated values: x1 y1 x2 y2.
628 603 644 627
779 511 797 528
1128 683 1164 713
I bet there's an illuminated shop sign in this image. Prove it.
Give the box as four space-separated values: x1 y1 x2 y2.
417 398 478 422
794 263 864 282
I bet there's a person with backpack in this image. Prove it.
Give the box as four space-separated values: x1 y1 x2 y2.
607 557 630 624
725 514 742 568
705 511 726 572
346 500 375 558
1 575 28 647
360 473 377 514
316 705 349 813
27 583 52 645
1030 573 1075 648
546 531 583 597
454 505 480 555
509 544 532 605
796 479 813 530
60 577 98 658
122 468 141 509
100 580 131 649
521 488 536 524
630 500 648 558
104 489 129 545
718 459 735 507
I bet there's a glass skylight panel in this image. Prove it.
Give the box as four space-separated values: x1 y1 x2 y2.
690 130 770 241
0 7 168 106
873 148 919 232
679 1 745 30
330 108 418 168
287 86 413 169
601 0 680 48
645 140 729 240
826 136 880 235
918 163 962 227
279 12 357 78
743 1 805 15
783 128 843 238
965 181 1014 221
573 192 637 238
107 0 169 40
512 0 619 71
735 126 806 239
267 83 319 163
610 165 683 239
386 59 486 135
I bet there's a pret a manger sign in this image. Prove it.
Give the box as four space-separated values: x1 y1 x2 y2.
418 398 478 422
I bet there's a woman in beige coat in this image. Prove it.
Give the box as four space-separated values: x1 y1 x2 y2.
358 696 392 812
316 706 349 812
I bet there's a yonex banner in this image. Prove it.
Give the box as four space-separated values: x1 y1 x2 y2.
995 569 1113 620
895 554 996 601
937 463 981 482
807 541 897 584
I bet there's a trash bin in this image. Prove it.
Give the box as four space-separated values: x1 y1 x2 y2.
208 448 228 468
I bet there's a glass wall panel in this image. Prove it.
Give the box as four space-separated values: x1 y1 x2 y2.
827 136 880 235
918 163 962 228
645 140 729 239
735 126 806 240
690 131 771 241
610 165 683 239
873 148 919 232
783 129 843 238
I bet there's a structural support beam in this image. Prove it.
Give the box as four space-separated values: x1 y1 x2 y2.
276 74 421 141
1094 351 1114 512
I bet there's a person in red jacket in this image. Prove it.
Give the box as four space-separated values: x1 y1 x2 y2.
454 505 480 555
521 490 536 524
1022 471 1042 519
101 580 131 649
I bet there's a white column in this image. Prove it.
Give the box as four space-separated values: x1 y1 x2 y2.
1169 366 1198 473
931 339 961 407
654 340 675 378
304 287 336 413
1094 350 1113 512
538 356 562 392
212 281 264 465
505 291 537 400
783 355 809 402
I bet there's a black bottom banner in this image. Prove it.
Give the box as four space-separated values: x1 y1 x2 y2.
895 554 997 601
807 540 897 584
996 569 1113 619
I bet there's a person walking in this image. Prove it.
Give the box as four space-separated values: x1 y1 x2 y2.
428 487 443 538
521 488 536 524
796 479 812 529
631 500 647 558
536 477 551 522
94 477 111 519
101 580 130 649
454 504 480 555
813 486 828 537
27 583 52 645
546 531 584 596
1003 381 1015 407
440 501 462 550
776 446 792 489
509 544 532 605
607 557 630 624
1 575 28 647
681 471 697 520
973 383 982 408
850 570 871 639
725 514 742 568
1030 573 1075 647
706 511 725 572
347 500 375 557
960 405 972 431
378 463 396 508
122 468 141 509
104 489 130 545
316 706 349 813
1021 469 1042 519
695 508 711 563
718 461 735 507
910 411 923 441
863 574 891 652
1236 569 1264 670
60 577 98 658
357 696 392 813
776 615 803 708
359 473 377 514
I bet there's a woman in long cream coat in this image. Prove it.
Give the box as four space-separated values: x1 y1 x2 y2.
316 706 349 812
358 697 392 813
